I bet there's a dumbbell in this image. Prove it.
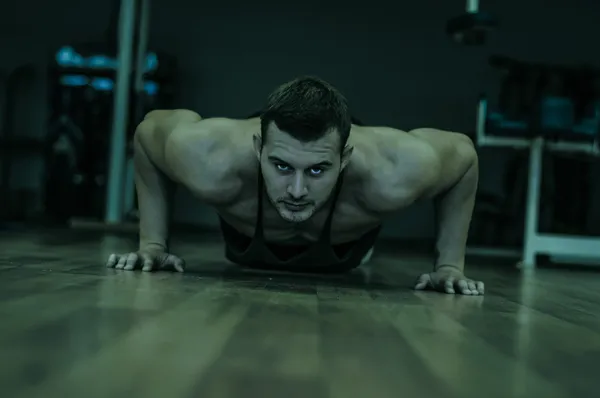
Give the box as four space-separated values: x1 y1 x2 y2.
446 0 498 46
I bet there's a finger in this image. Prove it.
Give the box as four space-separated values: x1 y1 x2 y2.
142 255 154 272
476 281 485 295
467 280 478 295
124 253 139 270
172 257 185 273
161 255 185 273
456 279 472 295
106 254 118 268
414 273 431 290
120 253 137 271
115 255 128 269
444 277 456 294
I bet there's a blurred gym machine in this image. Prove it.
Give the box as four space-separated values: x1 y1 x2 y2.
44 0 176 225
473 56 600 268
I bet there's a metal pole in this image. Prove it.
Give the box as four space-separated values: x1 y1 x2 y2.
134 0 150 94
124 0 151 217
105 0 137 223
467 0 479 13
475 97 487 144
522 137 544 268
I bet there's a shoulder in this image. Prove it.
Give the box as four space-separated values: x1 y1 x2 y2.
349 125 441 183
135 110 257 202
348 126 473 212
165 116 258 202
407 127 476 159
160 116 255 158
137 109 255 145
354 126 475 174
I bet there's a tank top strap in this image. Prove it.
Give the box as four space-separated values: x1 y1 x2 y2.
320 171 345 244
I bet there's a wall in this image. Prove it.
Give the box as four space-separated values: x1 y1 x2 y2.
2 0 599 238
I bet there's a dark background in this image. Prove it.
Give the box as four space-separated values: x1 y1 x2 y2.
2 0 599 239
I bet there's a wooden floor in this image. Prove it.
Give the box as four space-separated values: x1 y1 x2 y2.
1 228 600 398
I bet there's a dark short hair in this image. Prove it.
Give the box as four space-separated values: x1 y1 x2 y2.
259 76 352 150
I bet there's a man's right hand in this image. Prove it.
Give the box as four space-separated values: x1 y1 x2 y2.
106 250 185 272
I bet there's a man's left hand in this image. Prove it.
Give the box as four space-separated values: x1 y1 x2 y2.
414 265 484 295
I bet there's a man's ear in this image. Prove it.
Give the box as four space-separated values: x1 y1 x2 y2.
253 134 262 161
341 145 353 170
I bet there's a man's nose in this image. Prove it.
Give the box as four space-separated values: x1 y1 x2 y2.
287 174 308 200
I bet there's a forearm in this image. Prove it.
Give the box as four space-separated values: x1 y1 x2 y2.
433 156 478 272
134 137 173 252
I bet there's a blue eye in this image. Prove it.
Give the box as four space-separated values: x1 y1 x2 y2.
309 168 323 176
276 164 291 172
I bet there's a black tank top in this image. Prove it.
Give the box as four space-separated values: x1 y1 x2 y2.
218 171 382 273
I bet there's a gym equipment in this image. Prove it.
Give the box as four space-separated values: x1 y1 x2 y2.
105 0 137 224
446 0 498 46
106 0 167 224
44 0 176 224
484 55 600 142
474 69 600 267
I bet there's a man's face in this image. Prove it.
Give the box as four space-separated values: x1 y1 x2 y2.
254 122 352 223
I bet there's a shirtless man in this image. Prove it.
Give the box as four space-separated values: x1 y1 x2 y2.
106 76 484 295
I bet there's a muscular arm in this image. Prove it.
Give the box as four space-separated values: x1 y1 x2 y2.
363 126 481 294
134 110 205 252
410 128 479 272
134 111 245 252
133 129 172 252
